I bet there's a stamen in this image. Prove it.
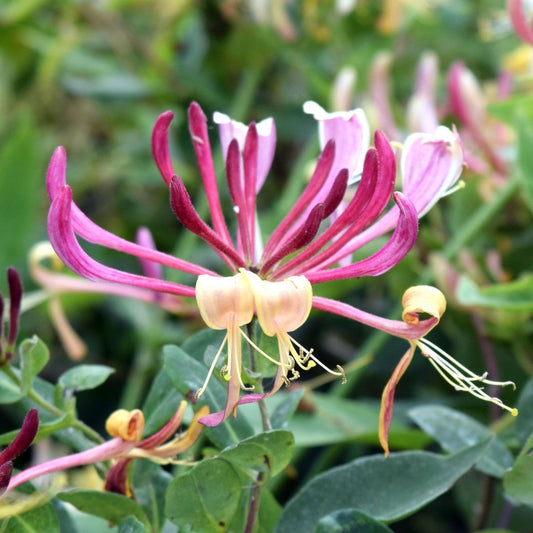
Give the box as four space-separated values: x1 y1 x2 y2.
195 333 228 398
418 338 518 416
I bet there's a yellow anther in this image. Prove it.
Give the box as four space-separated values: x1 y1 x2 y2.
105 409 145 442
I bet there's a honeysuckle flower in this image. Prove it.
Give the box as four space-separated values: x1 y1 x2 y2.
0 409 39 496
305 101 464 257
508 0 533 45
378 285 518 457
1 267 23 365
447 62 509 177
46 101 467 426
2 402 207 498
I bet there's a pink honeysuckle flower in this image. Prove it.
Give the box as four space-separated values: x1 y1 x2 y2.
47 101 471 427
2 402 206 499
406 51 440 134
447 61 508 176
508 0 533 45
374 286 517 456
302 118 464 263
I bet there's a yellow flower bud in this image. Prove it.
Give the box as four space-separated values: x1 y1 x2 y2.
401 285 446 325
105 409 145 442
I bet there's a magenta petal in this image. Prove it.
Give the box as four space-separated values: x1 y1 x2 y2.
152 111 176 186
48 187 196 298
508 0 533 45
170 176 246 269
7 267 23 347
199 393 268 427
401 128 463 217
306 192 418 283
214 112 276 193
45 149 213 277
135 227 163 280
0 461 13 495
312 296 439 340
262 139 335 261
46 146 67 200
188 103 232 244
0 409 39 465
303 101 370 184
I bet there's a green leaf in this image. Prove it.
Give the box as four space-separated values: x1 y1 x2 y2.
180 328 226 362
57 490 149 527
163 345 254 449
409 405 513 478
141 369 184 437
315 509 394 533
517 116 533 213
57 365 115 392
489 95 533 125
20 336 49 395
281 392 430 449
274 441 488 531
456 275 533 311
515 378 533 446
270 389 305 429
504 432 533 505
117 516 150 533
0 114 43 266
2 502 60 533
165 458 241 533
220 430 294 478
0 371 22 403
132 460 172 533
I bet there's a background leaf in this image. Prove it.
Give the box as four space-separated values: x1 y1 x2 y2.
57 365 116 393
165 457 241 533
409 405 513 477
315 509 394 533
274 442 488 532
57 490 149 527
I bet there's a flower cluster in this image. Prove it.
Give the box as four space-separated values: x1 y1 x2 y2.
45 100 516 448
1 402 206 500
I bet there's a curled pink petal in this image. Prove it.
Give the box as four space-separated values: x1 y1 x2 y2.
508 0 533 45
303 100 370 191
305 192 418 283
214 112 276 193
48 187 196 298
0 409 39 465
188 102 232 245
151 111 176 185
45 148 214 277
312 297 439 340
